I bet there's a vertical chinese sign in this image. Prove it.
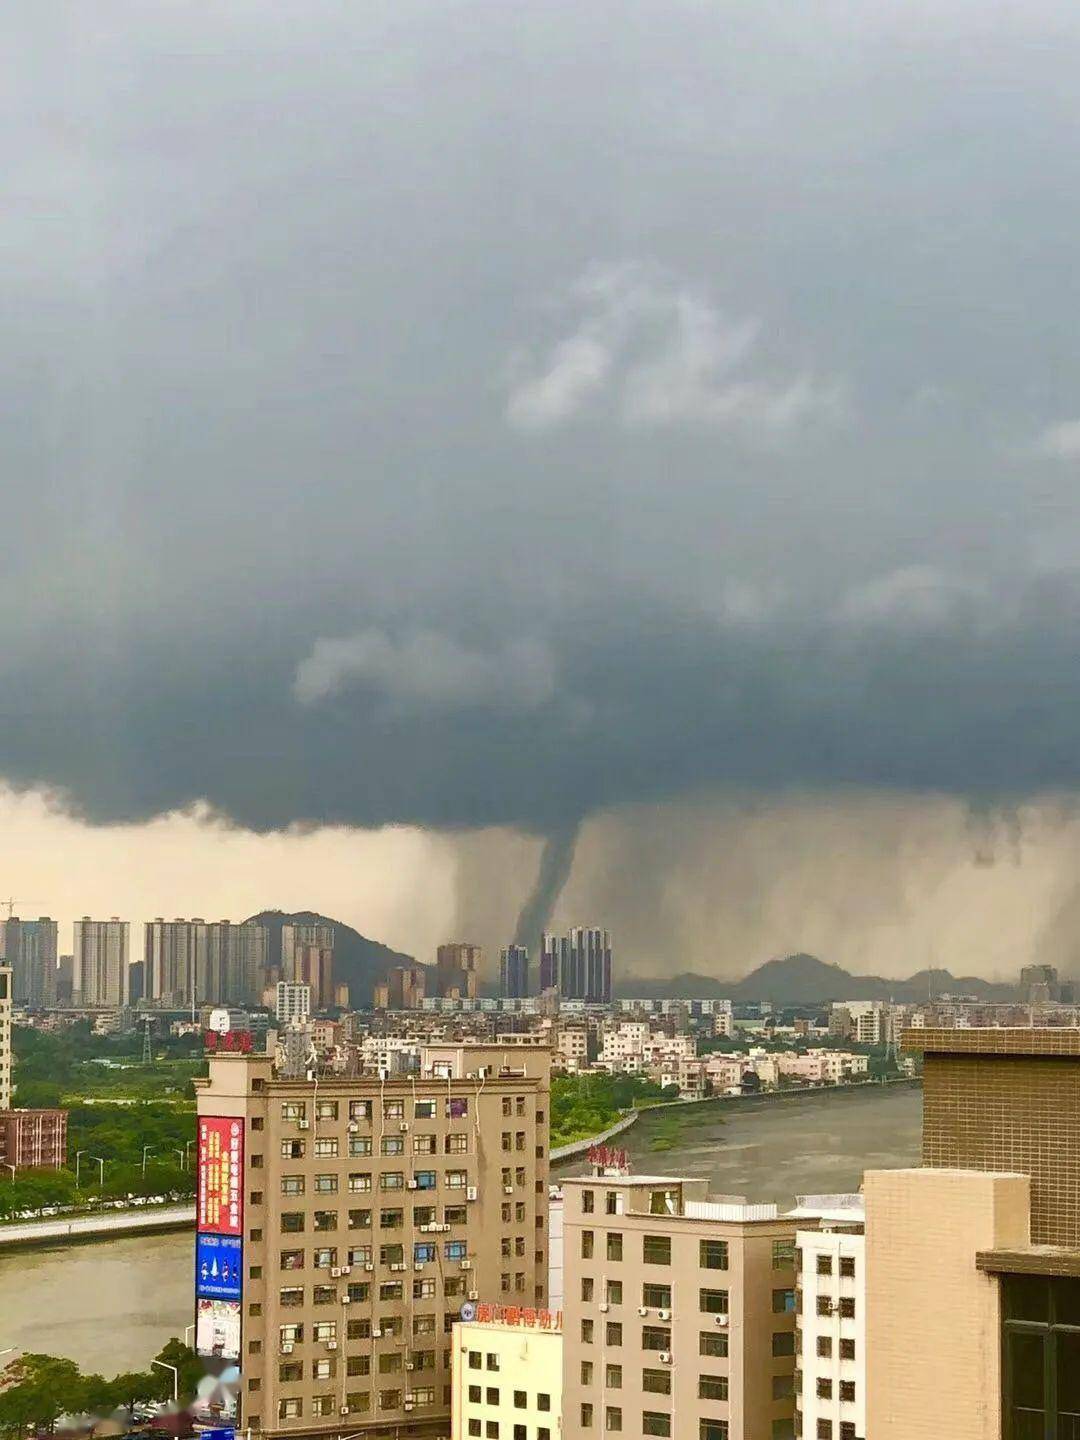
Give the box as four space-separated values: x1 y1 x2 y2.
195 1116 244 1361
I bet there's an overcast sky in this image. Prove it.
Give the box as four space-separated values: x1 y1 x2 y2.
7 1 1080 978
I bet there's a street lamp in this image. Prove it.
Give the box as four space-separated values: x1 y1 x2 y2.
174 1148 186 1168
142 1145 155 1177
75 1150 88 1187
184 1324 195 1347
185 1138 197 1167
89 1155 106 1187
151 1359 178 1403
3 1164 15 1182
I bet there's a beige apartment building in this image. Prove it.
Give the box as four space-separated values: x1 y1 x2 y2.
0 964 11 1108
72 916 130 1008
560 1174 802 1440
194 1042 551 1440
866 1027 1080 1440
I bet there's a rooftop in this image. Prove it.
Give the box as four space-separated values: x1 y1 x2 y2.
903 1026 1080 1057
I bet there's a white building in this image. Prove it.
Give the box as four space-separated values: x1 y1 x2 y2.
274 981 311 1025
792 1194 866 1440
452 1311 562 1440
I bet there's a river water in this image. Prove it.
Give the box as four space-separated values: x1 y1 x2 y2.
0 1085 921 1372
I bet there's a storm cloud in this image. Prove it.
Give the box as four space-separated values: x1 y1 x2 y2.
6 0 1080 888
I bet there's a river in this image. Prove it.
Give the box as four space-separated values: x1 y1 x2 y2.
0 1085 921 1372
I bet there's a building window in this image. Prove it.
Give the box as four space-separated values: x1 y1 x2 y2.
700 1331 728 1357
772 1240 796 1268
699 1289 729 1314
278 1399 302 1420
701 1425 729 1440
314 1138 338 1157
607 1233 623 1262
642 1411 672 1437
839 1256 856 1278
642 1370 670 1396
281 1175 304 1196
581 1361 594 1384
700 1240 728 1270
349 1135 372 1156
772 1332 795 1357
642 1284 671 1309
605 1367 621 1391
816 1254 833 1275
816 1423 832 1439
583 1190 595 1213
641 1326 671 1352
606 1407 623 1432
817 1336 832 1358
773 1289 796 1314
839 1380 856 1403
839 1338 855 1361
582 1319 594 1344
582 1231 594 1259
772 1374 794 1400
314 1174 338 1194
838 1297 855 1319
582 1278 595 1302
643 1235 671 1266
606 1322 623 1347
606 1279 623 1305
699 1375 728 1401
817 1378 833 1400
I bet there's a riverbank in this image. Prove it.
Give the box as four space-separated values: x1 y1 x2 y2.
0 1202 195 1250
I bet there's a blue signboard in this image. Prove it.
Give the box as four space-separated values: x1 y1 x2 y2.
201 1428 235 1440
196 1233 243 1301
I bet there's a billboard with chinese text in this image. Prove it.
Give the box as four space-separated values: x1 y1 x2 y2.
197 1116 244 1236
196 1233 243 1301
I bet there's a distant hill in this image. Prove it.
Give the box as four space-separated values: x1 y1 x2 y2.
245 910 414 1006
618 952 1017 1004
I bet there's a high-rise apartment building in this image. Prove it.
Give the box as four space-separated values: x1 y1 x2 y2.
0 965 11 1109
374 965 427 1012
281 925 334 1010
560 1173 800 1440
435 944 481 1001
1 917 59 1008
145 919 269 1008
499 945 530 1000
193 1041 551 1440
540 929 612 1005
72 917 130 1008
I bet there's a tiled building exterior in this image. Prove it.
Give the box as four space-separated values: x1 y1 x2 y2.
560 1175 802 1440
194 1043 550 1440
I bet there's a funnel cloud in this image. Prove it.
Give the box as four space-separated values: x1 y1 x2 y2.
512 821 583 960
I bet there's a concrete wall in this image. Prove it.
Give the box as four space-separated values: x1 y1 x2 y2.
865 1167 1029 1440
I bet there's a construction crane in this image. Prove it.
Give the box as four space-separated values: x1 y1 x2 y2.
0 899 30 920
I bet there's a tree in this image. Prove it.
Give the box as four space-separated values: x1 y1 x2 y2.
0 1354 86 1437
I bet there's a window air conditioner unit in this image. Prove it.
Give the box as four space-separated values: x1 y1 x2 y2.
331 1267 341 1277
407 1180 418 1190
404 1403 415 1412
715 1314 729 1326
598 1303 610 1313
365 1263 375 1272
400 1122 410 1132
341 1265 351 1275
341 1296 352 1304
415 1262 425 1271
468 1289 479 1301
503 1186 513 1195
659 1352 673 1364
348 1121 359 1132
658 1309 671 1321
467 1187 479 1201
460 1259 472 1270
298 1119 310 1130
280 1343 294 1354
339 1406 349 1416
326 1340 338 1350
372 1328 382 1338
637 1307 649 1317
441 1223 452 1232
391 1262 406 1272
405 1361 415 1371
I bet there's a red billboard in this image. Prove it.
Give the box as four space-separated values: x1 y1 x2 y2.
197 1116 244 1236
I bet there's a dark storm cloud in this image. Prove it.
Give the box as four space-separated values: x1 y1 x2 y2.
6 0 1080 837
